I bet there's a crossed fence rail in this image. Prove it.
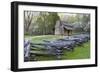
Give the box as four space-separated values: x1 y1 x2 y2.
24 34 90 61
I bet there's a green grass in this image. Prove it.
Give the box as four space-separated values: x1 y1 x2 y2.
62 41 90 60
25 35 65 43
25 35 90 61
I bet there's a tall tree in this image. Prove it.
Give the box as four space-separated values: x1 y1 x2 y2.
24 11 33 33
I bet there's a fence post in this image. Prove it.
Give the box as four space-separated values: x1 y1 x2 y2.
24 39 30 62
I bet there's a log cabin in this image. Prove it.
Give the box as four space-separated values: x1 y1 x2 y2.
55 20 74 36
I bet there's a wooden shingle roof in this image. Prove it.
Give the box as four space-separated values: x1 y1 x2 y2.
61 21 74 30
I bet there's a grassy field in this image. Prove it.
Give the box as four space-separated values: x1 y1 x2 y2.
25 35 65 43
62 41 90 59
25 35 90 61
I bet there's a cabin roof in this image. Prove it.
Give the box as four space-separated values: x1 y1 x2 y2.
61 21 74 30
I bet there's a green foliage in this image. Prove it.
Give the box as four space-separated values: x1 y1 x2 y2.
24 11 90 35
66 15 77 23
66 14 90 24
29 12 60 35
